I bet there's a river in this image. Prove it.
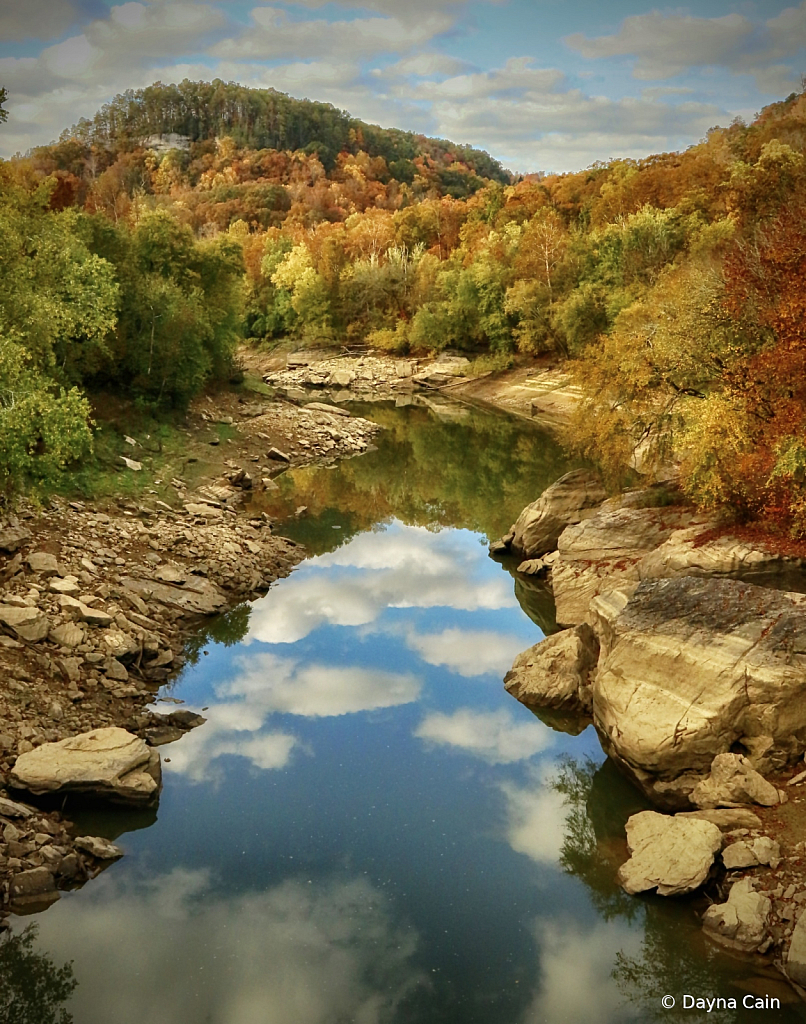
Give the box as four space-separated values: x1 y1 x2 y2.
5 398 806 1023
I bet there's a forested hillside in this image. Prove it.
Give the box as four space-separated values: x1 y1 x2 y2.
3 79 806 537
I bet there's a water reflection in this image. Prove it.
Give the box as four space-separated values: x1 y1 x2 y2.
245 525 516 645
0 925 77 1024
30 870 424 1024
416 708 554 764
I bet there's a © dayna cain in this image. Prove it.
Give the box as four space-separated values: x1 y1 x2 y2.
680 994 782 1011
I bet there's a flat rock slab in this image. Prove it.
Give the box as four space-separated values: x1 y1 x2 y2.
0 795 36 818
618 810 723 896
121 576 228 616
75 835 124 860
675 808 763 831
10 727 161 803
788 910 806 984
703 877 771 953
0 604 49 642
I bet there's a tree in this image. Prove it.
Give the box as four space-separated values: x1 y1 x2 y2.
0 87 8 125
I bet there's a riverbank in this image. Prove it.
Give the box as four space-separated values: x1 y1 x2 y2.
0 363 388 923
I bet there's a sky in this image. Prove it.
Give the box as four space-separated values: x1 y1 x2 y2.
1 0 805 172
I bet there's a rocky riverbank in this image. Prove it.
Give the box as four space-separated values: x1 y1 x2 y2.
0 365 384 926
494 470 806 992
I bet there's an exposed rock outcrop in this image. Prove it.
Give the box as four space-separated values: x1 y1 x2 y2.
504 623 598 713
617 810 723 896
499 470 606 560
593 578 806 807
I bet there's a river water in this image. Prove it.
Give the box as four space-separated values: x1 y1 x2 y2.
6 398 806 1023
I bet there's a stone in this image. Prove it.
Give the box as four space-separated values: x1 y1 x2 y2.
0 604 49 642
184 503 223 519
505 470 606 560
703 877 771 953
0 524 31 553
552 507 694 626
101 629 139 662
752 836 781 868
618 810 723 896
675 808 763 830
306 401 350 417
75 835 124 860
10 866 57 903
787 910 806 985
267 447 291 463
58 594 113 627
692 754 781 809
26 552 61 577
49 578 81 595
104 658 129 682
592 578 806 807
49 622 85 647
155 565 187 584
0 796 35 818
121 576 228 616
504 624 599 714
9 727 161 803
723 841 759 869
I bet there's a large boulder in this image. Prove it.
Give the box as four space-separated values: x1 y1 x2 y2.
618 810 722 896
505 470 606 560
504 624 598 713
9 727 161 804
703 877 771 953
593 576 806 806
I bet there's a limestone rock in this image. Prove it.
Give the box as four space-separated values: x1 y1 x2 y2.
692 754 781 809
723 836 781 870
675 808 762 830
788 910 806 985
10 866 57 904
0 524 31 553
121 576 228 616
104 658 129 682
58 595 113 627
75 835 124 860
593 577 806 807
618 810 723 896
552 507 693 626
26 551 61 577
49 621 85 647
703 878 771 953
9 727 161 803
0 604 49 642
506 470 606 560
504 624 599 713
0 796 35 819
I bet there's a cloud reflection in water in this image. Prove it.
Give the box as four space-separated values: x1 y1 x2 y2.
36 868 424 1024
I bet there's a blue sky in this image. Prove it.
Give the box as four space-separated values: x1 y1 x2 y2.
1 0 804 171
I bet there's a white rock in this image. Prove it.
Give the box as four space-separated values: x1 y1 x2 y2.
618 810 723 896
75 835 124 859
9 727 161 803
507 470 606 560
0 604 49 642
504 624 598 713
692 753 780 809
703 877 771 952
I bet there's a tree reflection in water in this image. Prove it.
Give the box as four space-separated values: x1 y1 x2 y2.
0 925 77 1024
549 757 805 1022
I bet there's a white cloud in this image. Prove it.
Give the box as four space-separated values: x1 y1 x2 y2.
565 4 806 96
0 0 84 41
211 7 454 62
406 627 527 678
521 918 641 1024
160 723 300 781
246 523 515 645
379 53 470 79
415 707 552 764
566 13 754 80
499 777 568 863
224 652 421 717
35 869 424 1024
